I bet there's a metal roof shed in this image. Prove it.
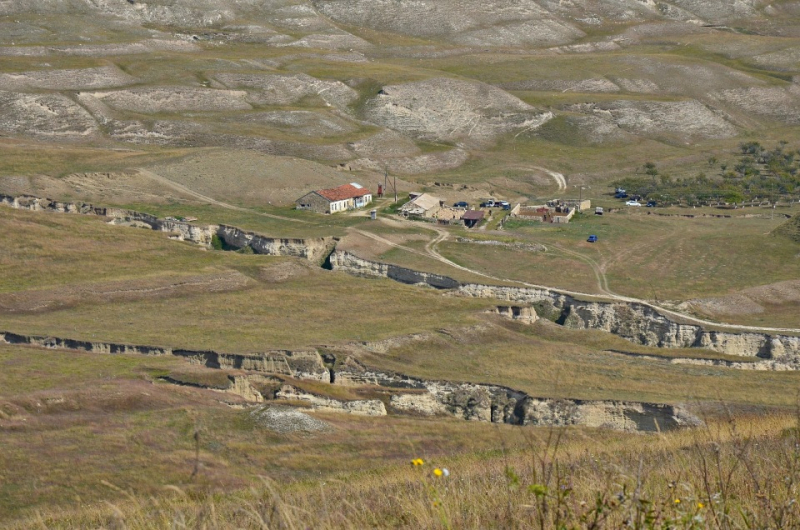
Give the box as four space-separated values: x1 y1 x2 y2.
462 210 485 228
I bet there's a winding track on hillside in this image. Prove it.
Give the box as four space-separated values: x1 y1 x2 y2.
500 164 567 191
137 168 310 224
364 215 800 334
31 167 792 336
122 175 800 334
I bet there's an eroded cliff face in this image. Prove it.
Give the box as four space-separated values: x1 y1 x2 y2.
327 251 800 364
216 225 336 263
1 330 172 356
9 195 795 363
174 348 331 382
457 284 800 364
486 305 538 324
336 358 695 432
0 330 695 432
1 194 335 262
328 250 460 289
276 385 387 416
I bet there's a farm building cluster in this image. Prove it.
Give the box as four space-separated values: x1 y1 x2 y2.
401 193 488 228
295 183 373 214
295 183 590 228
515 199 590 224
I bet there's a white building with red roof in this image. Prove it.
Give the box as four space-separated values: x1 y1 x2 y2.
295 183 372 214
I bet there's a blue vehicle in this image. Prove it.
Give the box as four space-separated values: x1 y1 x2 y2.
587 235 598 243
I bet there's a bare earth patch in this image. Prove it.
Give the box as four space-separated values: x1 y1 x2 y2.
565 99 737 140
312 0 585 47
89 87 252 114
257 260 314 284
237 110 358 137
250 405 332 434
710 86 800 125
0 66 136 91
214 73 358 109
0 91 97 139
363 77 552 146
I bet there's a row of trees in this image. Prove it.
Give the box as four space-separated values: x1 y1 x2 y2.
613 141 800 207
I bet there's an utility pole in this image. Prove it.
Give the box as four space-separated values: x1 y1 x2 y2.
384 168 397 202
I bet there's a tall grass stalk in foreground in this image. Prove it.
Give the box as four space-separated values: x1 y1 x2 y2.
17 413 800 529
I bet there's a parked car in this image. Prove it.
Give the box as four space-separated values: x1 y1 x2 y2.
497 200 511 210
453 201 469 208
595 207 604 215
480 200 496 208
646 200 657 207
587 235 598 243
614 192 628 199
625 200 642 207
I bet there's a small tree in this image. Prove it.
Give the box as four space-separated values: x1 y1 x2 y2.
723 190 744 204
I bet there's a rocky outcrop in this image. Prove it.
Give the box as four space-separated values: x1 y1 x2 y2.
276 385 387 416
486 305 538 324
1 329 698 431
1 330 172 356
457 284 800 363
328 250 461 289
0 330 332 380
10 192 795 362
339 360 695 432
1 193 109 215
1 194 337 262
216 225 336 263
173 348 332 382
329 251 800 362
226 375 268 403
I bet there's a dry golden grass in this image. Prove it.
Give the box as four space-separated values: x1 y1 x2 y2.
355 319 800 408
0 208 493 350
8 412 798 529
0 342 548 522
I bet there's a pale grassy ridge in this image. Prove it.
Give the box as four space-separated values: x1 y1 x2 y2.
11 414 799 529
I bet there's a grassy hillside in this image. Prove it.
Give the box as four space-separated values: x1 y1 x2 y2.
774 212 800 243
1 1 799 526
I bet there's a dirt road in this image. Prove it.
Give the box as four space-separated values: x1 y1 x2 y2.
137 168 309 224
359 215 800 334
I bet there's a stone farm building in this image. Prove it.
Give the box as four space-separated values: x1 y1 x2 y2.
401 193 442 218
296 183 372 214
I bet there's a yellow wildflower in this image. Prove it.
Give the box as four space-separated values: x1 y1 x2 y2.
697 502 705 509
411 458 424 466
433 468 443 477
674 499 681 505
